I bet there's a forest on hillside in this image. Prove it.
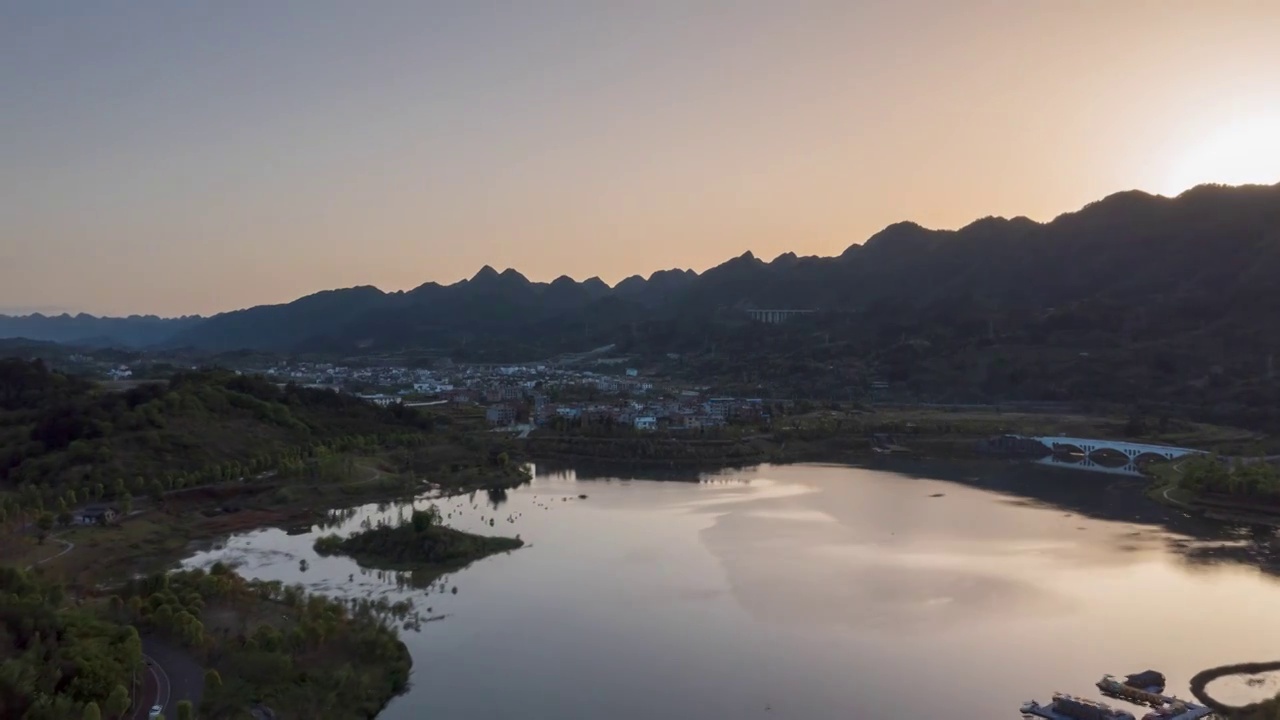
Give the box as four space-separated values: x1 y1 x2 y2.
0 359 441 519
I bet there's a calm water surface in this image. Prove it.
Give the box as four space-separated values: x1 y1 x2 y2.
182 462 1280 719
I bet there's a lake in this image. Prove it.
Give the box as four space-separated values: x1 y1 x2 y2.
182 460 1280 719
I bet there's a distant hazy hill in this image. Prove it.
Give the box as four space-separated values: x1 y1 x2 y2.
0 313 202 348
6 183 1280 368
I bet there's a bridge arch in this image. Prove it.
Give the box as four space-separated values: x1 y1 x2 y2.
1028 436 1205 462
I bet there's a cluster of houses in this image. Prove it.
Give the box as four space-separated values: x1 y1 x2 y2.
253 360 654 401
485 393 772 432
240 359 773 432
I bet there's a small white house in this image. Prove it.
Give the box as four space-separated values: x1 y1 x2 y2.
634 416 657 431
77 505 118 525
358 394 402 407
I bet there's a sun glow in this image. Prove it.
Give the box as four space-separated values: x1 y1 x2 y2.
1164 117 1280 195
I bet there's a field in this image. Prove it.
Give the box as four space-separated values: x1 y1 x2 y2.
781 407 1264 453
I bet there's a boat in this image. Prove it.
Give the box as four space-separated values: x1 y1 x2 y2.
1142 703 1188 719
1140 702 1214 720
1097 675 1167 707
1021 692 1136 720
1124 670 1166 692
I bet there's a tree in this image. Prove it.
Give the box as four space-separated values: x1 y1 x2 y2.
410 506 440 532
57 509 73 527
120 494 133 516
104 685 129 719
82 702 102 720
176 700 194 720
36 511 54 544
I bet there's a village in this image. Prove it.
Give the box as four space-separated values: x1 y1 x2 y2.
245 360 774 433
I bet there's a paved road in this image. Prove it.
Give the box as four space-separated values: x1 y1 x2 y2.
129 652 169 720
137 637 205 719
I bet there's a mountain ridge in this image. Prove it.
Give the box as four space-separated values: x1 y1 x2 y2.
3 182 1278 354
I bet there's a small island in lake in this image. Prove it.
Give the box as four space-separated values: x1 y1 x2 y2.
314 506 524 572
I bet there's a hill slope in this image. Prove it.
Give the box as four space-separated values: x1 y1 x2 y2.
0 359 438 505
0 313 202 348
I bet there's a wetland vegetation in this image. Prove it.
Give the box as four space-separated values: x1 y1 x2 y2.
314 506 523 576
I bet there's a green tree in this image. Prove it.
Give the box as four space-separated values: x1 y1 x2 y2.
104 685 129 719
204 668 222 691
410 506 440 532
149 480 165 503
35 511 54 544
82 702 102 720
176 700 194 720
120 494 133 516
57 509 74 527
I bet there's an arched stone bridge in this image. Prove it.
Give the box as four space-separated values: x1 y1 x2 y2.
1023 435 1207 461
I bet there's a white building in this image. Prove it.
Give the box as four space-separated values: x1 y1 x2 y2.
634 416 657 431
358 394 402 407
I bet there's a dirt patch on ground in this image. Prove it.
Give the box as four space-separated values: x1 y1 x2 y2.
163 483 278 510
194 508 310 535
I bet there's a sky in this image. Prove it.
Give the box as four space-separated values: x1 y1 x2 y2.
3 1 1280 317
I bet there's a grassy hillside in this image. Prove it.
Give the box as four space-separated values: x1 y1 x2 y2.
0 360 423 504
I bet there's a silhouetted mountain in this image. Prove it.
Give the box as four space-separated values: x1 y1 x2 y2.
165 286 386 351
0 313 201 348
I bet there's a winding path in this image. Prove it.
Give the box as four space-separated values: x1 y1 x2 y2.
25 536 74 571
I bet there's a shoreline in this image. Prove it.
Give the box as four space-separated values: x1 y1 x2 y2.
1143 460 1280 528
23 464 533 590
56 450 1280 718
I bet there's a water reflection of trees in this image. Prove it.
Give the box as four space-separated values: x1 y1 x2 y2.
317 506 361 530
881 457 1280 579
487 487 508 510
533 461 760 483
389 567 458 594
534 461 752 482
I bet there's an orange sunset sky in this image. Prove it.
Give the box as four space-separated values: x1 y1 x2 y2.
3 1 1279 316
